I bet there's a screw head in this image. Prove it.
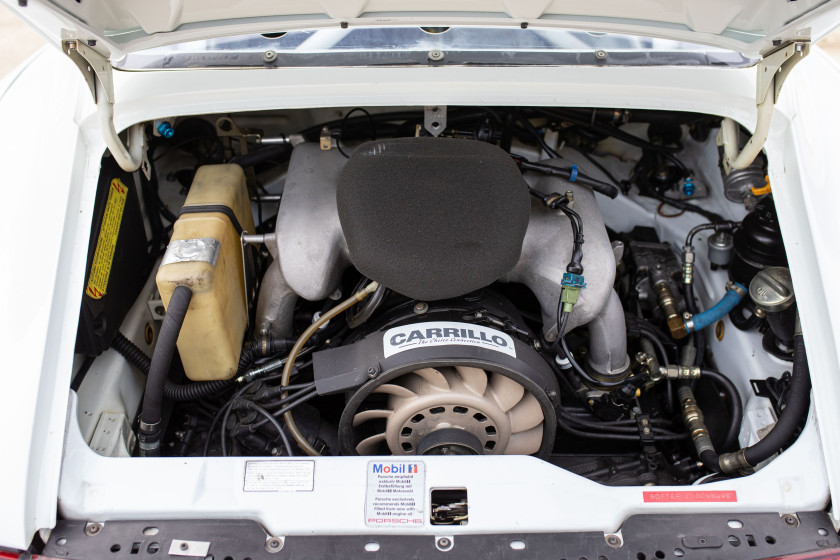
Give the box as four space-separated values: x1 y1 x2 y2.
783 514 799 526
595 49 608 60
428 49 445 61
367 366 378 379
414 302 429 314
84 523 102 536
266 538 284 553
180 542 189 551
606 535 621 547
437 537 452 549
263 50 277 63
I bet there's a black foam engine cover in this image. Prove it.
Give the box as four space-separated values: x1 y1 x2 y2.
337 138 530 301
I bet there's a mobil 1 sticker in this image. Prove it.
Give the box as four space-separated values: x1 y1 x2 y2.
383 321 516 359
365 461 426 528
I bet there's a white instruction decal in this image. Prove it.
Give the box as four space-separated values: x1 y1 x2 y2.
383 321 516 358
243 460 315 492
365 461 426 527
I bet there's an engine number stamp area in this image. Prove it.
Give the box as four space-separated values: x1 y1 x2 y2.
365 461 426 527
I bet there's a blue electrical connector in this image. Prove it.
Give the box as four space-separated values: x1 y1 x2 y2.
560 272 586 313
684 282 746 334
157 121 175 139
682 176 695 197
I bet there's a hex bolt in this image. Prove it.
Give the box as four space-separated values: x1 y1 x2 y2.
263 50 278 63
84 523 102 536
367 366 379 379
266 538 284 553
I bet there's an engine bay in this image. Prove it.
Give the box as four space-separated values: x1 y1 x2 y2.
73 105 808 489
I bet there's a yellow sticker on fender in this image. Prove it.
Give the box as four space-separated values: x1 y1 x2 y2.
85 178 128 299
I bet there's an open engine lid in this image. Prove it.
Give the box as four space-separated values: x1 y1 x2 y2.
5 0 840 61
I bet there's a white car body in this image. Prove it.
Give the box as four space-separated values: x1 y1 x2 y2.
2 0 840 555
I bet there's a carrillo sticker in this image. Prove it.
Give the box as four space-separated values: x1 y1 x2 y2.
383 321 516 358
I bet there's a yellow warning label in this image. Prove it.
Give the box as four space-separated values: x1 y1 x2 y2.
85 178 128 299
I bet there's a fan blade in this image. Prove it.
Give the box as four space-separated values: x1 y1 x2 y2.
413 367 451 390
487 373 525 412
355 432 388 455
454 366 488 396
504 424 543 455
352 409 393 427
373 384 417 399
508 391 544 433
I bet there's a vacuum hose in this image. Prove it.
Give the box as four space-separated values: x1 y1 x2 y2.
139 286 192 457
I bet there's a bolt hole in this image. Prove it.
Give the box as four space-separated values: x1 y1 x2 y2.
728 535 741 547
431 122 440 129
636 553 646 560
401 442 413 451
411 414 425 423
599 556 608 560
484 441 496 450
56 538 67 546
485 426 497 436
147 543 160 554
655 551 665 559
401 427 412 437
365 542 380 552
224 557 233 560
509 540 526 550
205 556 214 560
673 549 684 557
728 519 743 529
765 536 776 545
111 545 121 553
219 119 232 132
473 413 487 422
429 406 445 415
453 406 468 414
818 528 829 536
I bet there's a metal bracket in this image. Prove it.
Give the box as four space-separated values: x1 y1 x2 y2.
720 41 809 172
756 42 810 106
424 105 447 137
63 40 114 104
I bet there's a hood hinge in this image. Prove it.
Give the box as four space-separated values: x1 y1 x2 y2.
719 41 809 173
63 40 149 177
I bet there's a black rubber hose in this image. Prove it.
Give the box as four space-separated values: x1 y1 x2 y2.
228 144 290 167
519 160 620 199
701 369 743 451
729 300 762 331
112 332 234 402
742 334 811 466
139 286 192 456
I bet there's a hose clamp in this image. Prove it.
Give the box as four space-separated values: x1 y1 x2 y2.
139 420 160 433
719 449 751 474
138 439 160 452
726 281 748 298
568 165 579 182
